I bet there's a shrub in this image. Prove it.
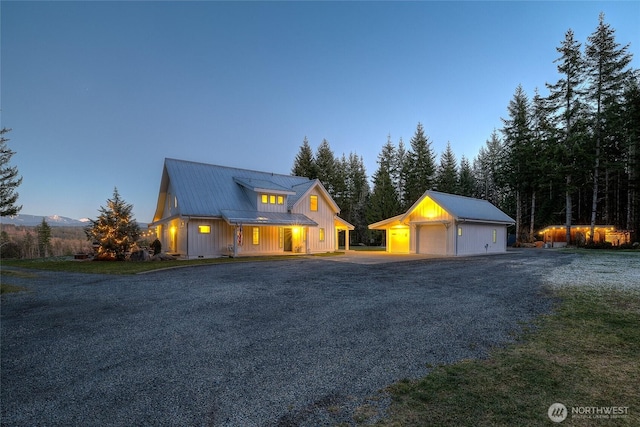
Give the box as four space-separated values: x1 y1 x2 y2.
150 239 162 255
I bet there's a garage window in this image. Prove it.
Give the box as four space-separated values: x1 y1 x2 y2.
458 227 463 236
493 229 497 243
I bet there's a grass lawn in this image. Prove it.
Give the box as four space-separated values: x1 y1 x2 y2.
0 252 343 275
375 287 640 426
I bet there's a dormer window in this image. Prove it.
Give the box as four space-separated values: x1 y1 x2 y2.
261 194 285 205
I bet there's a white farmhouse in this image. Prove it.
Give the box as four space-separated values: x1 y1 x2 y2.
150 158 353 258
369 190 514 256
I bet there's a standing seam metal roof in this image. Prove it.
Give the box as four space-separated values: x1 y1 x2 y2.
403 190 514 224
160 158 314 217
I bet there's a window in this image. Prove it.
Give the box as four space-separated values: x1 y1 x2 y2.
277 195 284 205
319 228 325 242
252 227 260 245
458 227 463 236
270 195 276 204
198 225 211 234
492 229 497 243
310 195 318 211
261 194 268 204
279 227 284 248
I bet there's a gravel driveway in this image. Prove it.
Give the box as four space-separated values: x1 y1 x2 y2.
1 250 572 426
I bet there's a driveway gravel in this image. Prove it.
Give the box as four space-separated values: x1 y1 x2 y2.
1 250 573 426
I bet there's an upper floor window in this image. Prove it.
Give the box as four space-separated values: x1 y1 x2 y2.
310 195 318 211
261 194 286 205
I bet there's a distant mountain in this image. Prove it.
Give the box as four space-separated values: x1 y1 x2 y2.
0 214 90 227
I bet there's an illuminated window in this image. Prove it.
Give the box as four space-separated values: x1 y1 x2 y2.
198 225 211 234
261 194 268 204
319 228 325 242
270 195 276 204
458 227 463 236
174 196 178 208
277 195 284 205
492 229 497 243
252 227 260 245
279 227 284 248
310 195 318 211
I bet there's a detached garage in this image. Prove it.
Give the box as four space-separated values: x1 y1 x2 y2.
368 190 514 256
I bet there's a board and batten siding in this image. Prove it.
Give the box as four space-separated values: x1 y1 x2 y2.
456 223 507 255
293 190 336 253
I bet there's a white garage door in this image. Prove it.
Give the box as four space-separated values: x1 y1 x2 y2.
417 224 447 255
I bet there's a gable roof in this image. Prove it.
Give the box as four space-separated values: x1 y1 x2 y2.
152 158 335 222
403 190 514 224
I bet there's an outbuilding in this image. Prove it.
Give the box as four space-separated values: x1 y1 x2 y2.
368 190 514 256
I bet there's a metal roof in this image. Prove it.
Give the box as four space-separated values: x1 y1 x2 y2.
155 158 314 219
220 210 318 226
403 190 514 224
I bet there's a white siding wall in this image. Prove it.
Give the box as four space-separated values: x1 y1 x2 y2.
456 223 507 255
186 219 234 258
293 191 336 253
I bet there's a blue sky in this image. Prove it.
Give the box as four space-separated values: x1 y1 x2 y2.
2 1 639 223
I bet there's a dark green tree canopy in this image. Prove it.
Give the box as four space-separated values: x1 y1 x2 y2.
291 136 317 179
435 142 459 194
0 128 23 217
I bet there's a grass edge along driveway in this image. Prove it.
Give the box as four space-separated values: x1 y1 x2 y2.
375 286 640 427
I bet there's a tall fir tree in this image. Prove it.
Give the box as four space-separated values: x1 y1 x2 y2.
435 142 459 194
35 218 52 258
502 85 534 244
342 152 370 244
0 128 23 217
404 122 436 206
545 28 588 244
291 136 317 179
315 139 338 196
622 73 640 237
85 188 140 260
585 13 634 242
367 140 400 226
473 130 503 207
458 155 476 197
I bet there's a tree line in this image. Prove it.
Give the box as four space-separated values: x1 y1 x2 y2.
292 14 639 246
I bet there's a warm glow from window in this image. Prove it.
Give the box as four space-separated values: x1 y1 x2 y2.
252 227 260 245
277 195 284 205
261 194 268 204
270 195 276 204
319 228 325 242
198 225 211 234
458 227 462 236
310 195 318 211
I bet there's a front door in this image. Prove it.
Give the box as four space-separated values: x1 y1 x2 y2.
284 228 293 252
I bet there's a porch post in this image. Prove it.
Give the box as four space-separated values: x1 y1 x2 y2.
345 229 349 251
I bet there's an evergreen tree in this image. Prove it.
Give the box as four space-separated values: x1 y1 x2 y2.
395 137 408 208
0 128 23 217
473 130 504 206
435 142 459 194
502 85 534 244
315 139 338 195
545 28 588 244
458 155 475 197
622 73 640 237
35 218 52 258
342 152 370 244
85 188 140 261
585 13 634 242
367 141 401 225
291 136 317 179
404 122 436 206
